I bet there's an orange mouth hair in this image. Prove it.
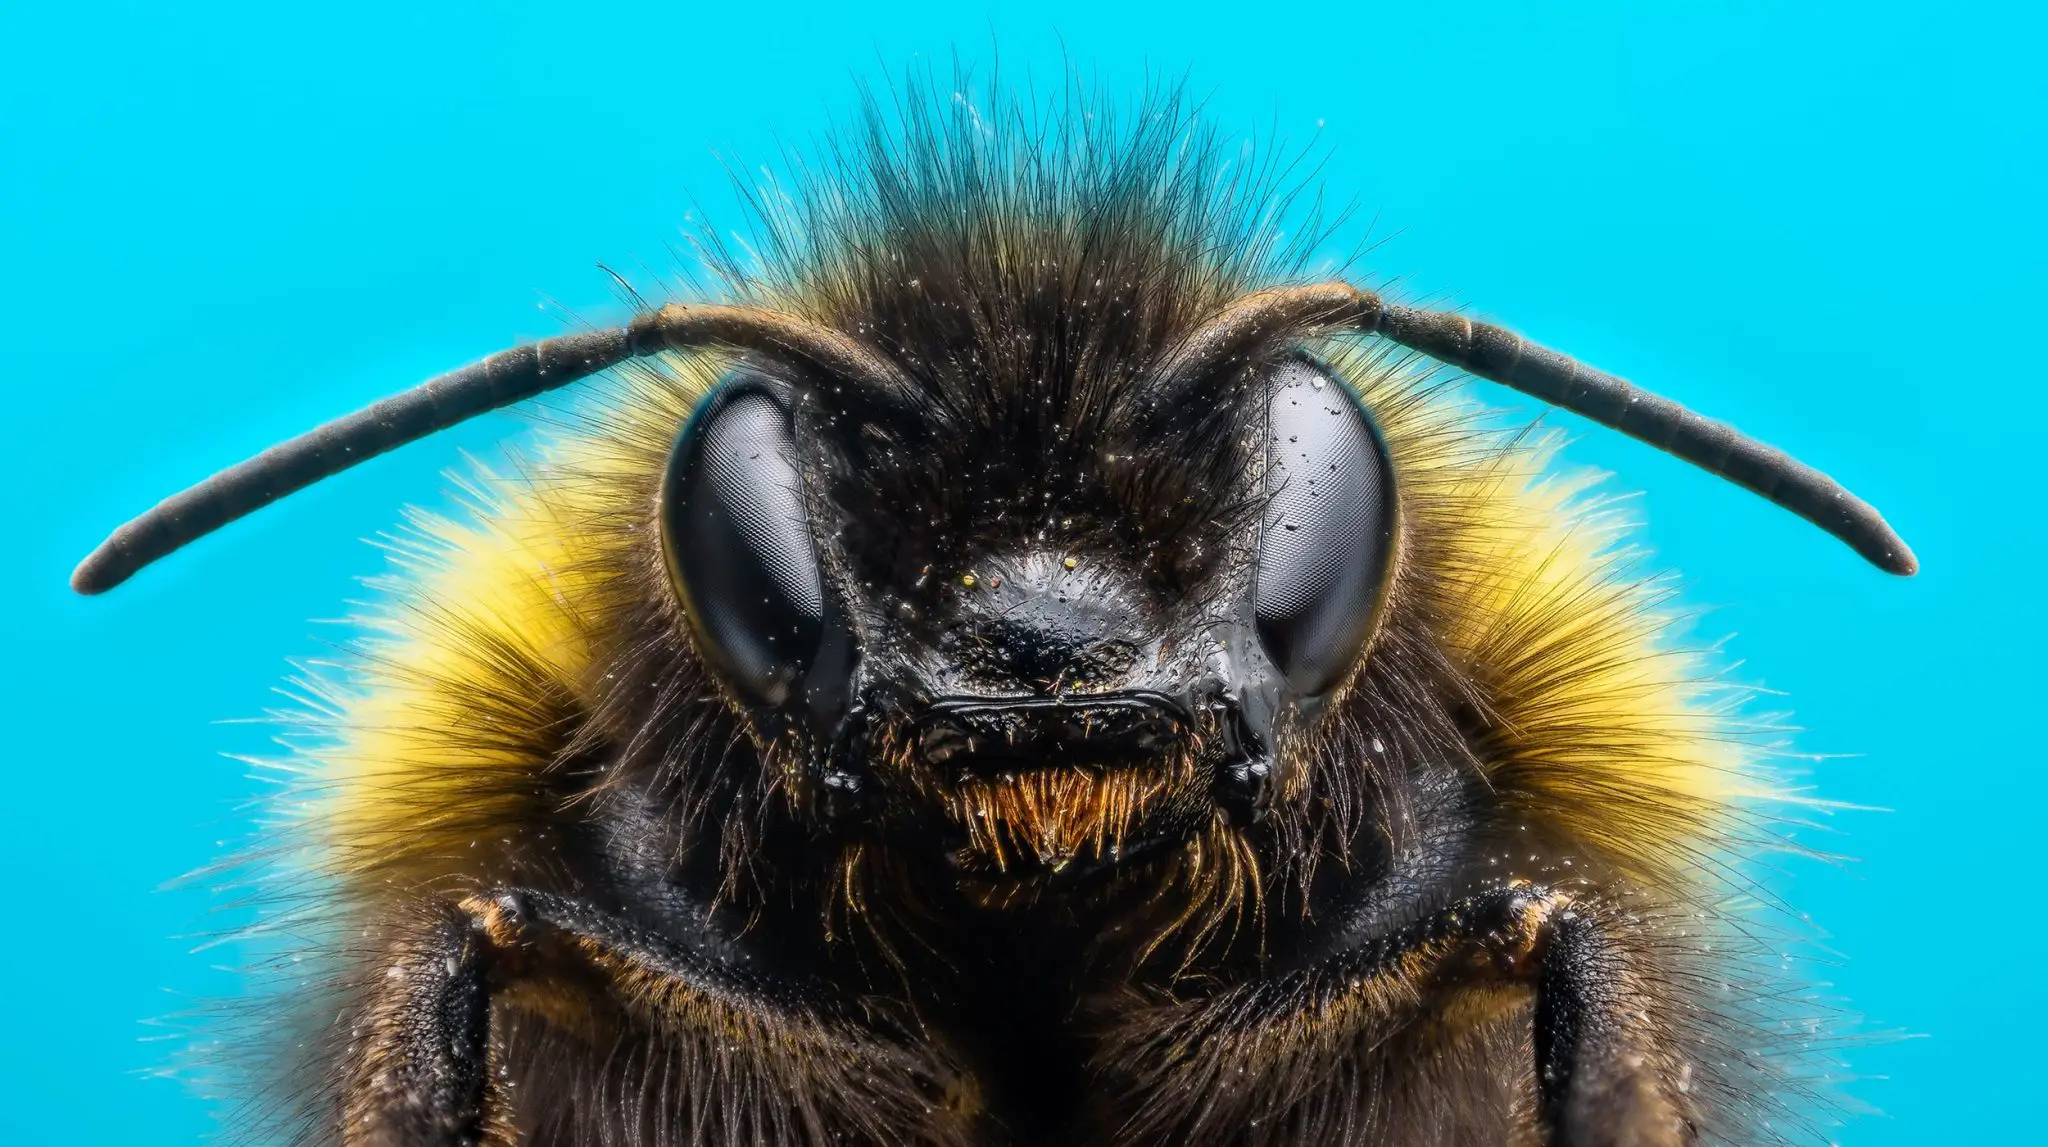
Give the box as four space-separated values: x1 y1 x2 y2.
939 757 1208 876
855 713 1217 879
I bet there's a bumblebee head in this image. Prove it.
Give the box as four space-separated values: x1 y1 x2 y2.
660 342 1396 878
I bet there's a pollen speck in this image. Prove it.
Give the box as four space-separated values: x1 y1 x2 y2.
961 573 977 588
1062 556 1079 570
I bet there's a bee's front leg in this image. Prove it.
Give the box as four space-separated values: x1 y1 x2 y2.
1531 902 1696 1147
1094 882 1699 1147
340 902 501 1147
1407 885 1704 1147
1385 885 1702 1147
337 889 971 1147
340 891 691 1146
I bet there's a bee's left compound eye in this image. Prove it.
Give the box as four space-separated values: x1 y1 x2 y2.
660 375 827 706
1252 357 1399 698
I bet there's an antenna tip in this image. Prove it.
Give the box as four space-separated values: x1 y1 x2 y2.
1858 524 1918 576
70 545 127 595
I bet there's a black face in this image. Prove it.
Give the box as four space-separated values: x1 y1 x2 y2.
660 354 1398 878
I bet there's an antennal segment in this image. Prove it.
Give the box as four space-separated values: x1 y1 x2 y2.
70 304 913 594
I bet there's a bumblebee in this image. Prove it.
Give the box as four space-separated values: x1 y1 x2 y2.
76 80 1913 1147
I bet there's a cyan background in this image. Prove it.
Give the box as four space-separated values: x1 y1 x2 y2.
3 2 2038 1142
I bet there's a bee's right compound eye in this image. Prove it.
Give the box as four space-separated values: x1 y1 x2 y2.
660 376 827 707
1251 356 1399 698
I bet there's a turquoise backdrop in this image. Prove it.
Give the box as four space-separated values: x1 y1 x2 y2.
3 2 2039 1142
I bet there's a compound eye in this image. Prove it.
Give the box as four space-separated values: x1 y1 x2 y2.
660 375 825 706
1253 357 1398 697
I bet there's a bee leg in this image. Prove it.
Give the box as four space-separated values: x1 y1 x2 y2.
1402 884 1697 1147
1528 902 1697 1147
340 903 500 1147
340 890 761 1147
1094 882 1697 1147
343 888 969 1147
